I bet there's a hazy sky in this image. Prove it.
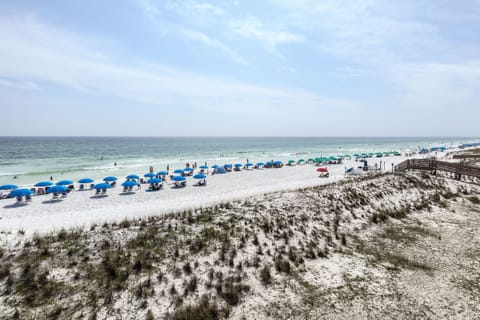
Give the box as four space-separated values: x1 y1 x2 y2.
0 0 479 136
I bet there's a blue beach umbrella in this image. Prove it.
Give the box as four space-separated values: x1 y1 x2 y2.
245 163 254 167
194 173 207 179
35 181 54 187
8 188 33 198
147 178 162 184
174 169 184 174
234 163 243 167
93 183 111 189
224 164 232 168
157 171 168 176
211 165 219 169
103 176 117 182
256 162 265 166
126 174 140 180
273 160 283 165
46 185 68 194
56 180 74 186
144 173 155 178
199 165 209 169
121 180 138 187
184 167 194 172
78 178 94 184
0 184 18 190
172 176 186 182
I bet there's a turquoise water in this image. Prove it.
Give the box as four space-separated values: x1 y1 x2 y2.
0 137 477 186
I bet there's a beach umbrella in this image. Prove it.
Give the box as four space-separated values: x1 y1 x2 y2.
194 174 207 179
298 159 305 163
288 160 295 164
199 165 209 169
211 165 219 169
245 163 254 167
353 154 360 157
8 188 33 198
147 178 162 184
234 163 243 167
144 173 155 178
0 184 18 190
266 161 274 166
317 167 328 173
126 174 140 180
328 156 338 161
78 178 94 184
93 183 111 189
121 180 138 187
174 169 185 174
224 164 232 168
184 167 194 172
172 176 186 182
46 185 68 194
256 162 265 166
157 171 168 176
103 176 117 182
56 180 73 186
307 158 314 162
35 181 53 187
273 160 283 165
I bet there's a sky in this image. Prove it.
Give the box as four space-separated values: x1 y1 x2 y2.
0 0 479 136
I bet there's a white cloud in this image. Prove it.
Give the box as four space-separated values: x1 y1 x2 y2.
0 15 354 116
0 78 40 91
137 0 247 65
230 17 305 53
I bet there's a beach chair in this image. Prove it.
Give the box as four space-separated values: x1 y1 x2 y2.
95 189 100 195
25 194 32 202
61 192 68 198
16 196 24 204
90 184 95 189
52 193 59 200
101 188 107 194
79 184 85 191
123 187 128 193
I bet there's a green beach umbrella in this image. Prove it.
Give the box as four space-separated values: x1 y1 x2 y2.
288 160 295 163
298 159 305 163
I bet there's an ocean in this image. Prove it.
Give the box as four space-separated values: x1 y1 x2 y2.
0 136 477 186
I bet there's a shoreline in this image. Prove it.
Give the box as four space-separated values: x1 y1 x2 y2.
0 149 464 237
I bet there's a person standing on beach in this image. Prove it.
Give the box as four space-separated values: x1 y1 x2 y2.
50 176 53 181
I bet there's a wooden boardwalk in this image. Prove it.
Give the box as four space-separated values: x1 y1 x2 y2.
394 158 480 179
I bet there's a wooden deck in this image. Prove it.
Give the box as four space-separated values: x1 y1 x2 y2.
394 158 480 179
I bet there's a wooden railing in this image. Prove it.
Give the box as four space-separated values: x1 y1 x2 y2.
394 159 480 178
452 154 480 159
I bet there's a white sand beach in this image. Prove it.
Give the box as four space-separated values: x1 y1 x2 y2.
0 153 445 236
